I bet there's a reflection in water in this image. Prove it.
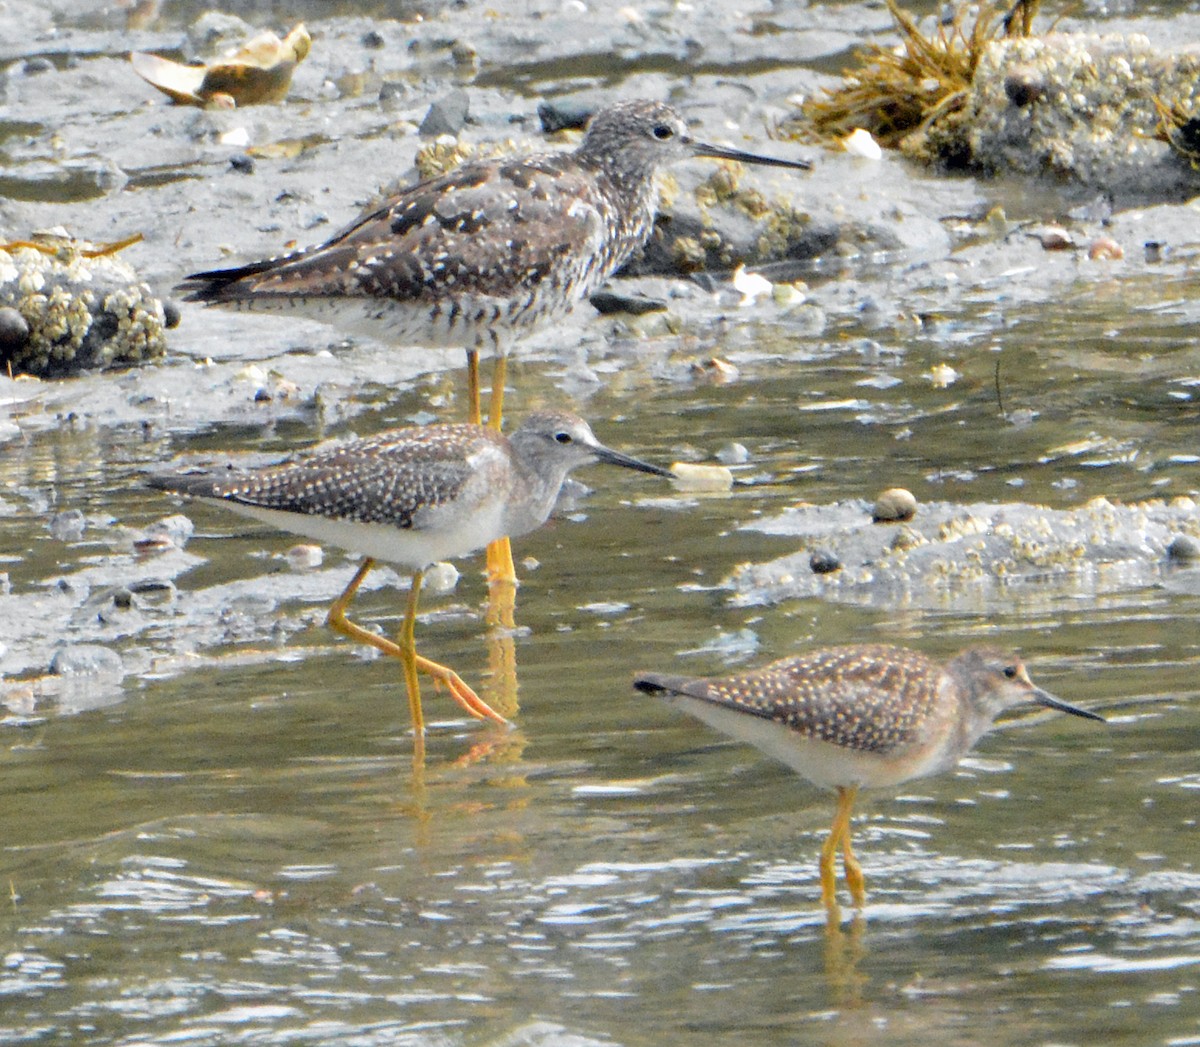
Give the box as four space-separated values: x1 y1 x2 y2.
823 908 868 1011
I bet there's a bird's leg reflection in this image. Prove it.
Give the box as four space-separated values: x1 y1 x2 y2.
478 575 520 739
822 904 868 1007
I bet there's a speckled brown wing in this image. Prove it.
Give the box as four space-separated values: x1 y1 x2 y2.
643 645 945 755
149 425 502 529
179 155 609 306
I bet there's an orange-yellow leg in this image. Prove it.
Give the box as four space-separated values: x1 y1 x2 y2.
819 785 862 910
840 798 866 909
324 557 509 729
466 349 482 426
397 568 426 734
484 353 518 585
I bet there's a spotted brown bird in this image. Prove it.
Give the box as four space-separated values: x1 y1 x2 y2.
635 645 1104 909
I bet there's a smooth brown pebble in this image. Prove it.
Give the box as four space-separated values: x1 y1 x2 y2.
1088 237 1123 261
873 487 917 523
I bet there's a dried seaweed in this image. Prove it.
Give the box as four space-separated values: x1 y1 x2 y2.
795 0 1042 148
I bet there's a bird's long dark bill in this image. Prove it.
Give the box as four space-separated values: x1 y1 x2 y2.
690 139 811 171
593 445 674 478
1033 687 1106 722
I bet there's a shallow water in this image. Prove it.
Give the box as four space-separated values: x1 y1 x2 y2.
3 0 1200 1044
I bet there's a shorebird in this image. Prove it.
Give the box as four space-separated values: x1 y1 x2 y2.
148 409 671 737
635 645 1104 910
177 99 809 581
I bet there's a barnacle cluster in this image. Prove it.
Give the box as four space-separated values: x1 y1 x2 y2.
0 233 167 378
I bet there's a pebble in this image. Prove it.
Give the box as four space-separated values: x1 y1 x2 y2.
286 544 323 570
48 509 87 541
716 442 751 465
537 100 592 133
50 644 123 676
423 561 460 594
809 549 840 574
589 290 667 315
1166 534 1200 564
420 90 470 137
0 306 30 350
669 462 735 492
872 487 917 523
162 299 182 329
1088 236 1123 261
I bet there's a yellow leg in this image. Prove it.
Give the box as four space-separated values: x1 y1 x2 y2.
466 349 482 425
324 557 510 727
484 354 517 584
398 569 426 735
840 798 867 909
487 353 507 431
819 785 860 910
486 536 517 586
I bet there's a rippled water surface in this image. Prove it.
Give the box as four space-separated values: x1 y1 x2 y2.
3 0 1200 1044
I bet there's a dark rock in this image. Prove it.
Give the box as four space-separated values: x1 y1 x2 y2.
420 90 470 137
0 306 30 350
589 290 667 316
538 100 593 133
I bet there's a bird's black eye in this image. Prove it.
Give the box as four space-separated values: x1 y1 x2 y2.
652 124 674 141
1002 665 1018 680
554 431 573 444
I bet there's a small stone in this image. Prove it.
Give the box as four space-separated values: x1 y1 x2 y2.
1166 535 1200 564
361 28 386 49
134 534 175 554
1033 225 1075 251
669 462 734 492
0 307 30 351
420 90 470 137
1144 241 1165 263
162 299 182 329
50 644 123 676
589 290 667 316
716 442 750 465
873 487 917 523
537 100 592 133
423 560 460 593
22 57 54 75
1088 236 1123 261
809 549 840 575
450 41 477 66
111 588 135 610
49 509 87 541
285 544 323 570
229 154 255 174
689 357 739 383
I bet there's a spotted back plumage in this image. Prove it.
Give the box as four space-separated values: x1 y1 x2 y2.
149 424 508 530
177 100 806 350
660 645 947 756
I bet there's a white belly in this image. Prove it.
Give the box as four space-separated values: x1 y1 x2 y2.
203 496 509 570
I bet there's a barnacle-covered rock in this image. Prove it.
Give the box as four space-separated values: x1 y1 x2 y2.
0 232 167 378
907 33 1200 196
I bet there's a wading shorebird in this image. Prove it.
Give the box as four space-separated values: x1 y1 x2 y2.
149 410 671 738
178 99 810 581
635 645 1104 910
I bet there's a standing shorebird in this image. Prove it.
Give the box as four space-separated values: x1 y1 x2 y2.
634 645 1104 910
177 99 809 580
148 409 671 739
